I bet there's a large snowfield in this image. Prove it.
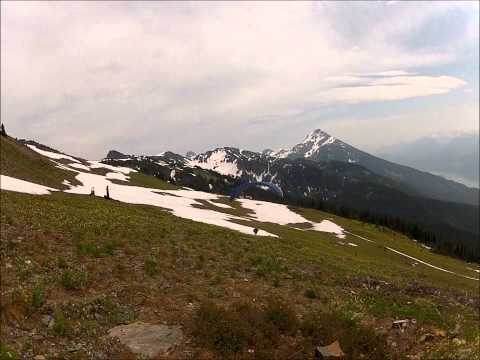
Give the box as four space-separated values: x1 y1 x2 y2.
1 144 478 281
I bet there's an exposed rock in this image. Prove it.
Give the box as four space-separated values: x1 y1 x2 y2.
419 334 435 343
108 322 183 359
106 150 128 159
449 323 461 338
34 355 46 360
315 340 345 359
41 314 53 327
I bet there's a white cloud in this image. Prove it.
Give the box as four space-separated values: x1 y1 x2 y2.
319 73 465 104
1 1 477 157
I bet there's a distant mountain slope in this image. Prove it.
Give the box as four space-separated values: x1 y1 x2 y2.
271 129 478 206
378 133 479 188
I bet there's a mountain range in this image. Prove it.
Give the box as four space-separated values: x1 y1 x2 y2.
103 129 479 261
108 129 478 205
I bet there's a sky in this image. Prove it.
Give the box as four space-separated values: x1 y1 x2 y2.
1 1 479 159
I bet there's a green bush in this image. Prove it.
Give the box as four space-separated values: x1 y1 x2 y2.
304 289 317 299
192 299 297 356
0 343 17 360
59 270 86 290
144 256 158 277
30 282 45 310
300 311 391 360
264 299 298 334
53 309 67 336
193 301 249 354
57 257 67 269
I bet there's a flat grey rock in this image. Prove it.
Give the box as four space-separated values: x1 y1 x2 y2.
108 322 183 358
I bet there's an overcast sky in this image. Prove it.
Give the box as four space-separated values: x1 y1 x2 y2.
1 1 479 158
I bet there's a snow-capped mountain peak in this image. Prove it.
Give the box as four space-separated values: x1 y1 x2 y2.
302 129 333 143
300 129 337 158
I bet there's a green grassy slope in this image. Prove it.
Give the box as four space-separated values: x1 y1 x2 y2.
1 137 479 359
0 136 80 189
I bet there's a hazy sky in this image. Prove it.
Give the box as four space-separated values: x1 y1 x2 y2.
1 1 479 158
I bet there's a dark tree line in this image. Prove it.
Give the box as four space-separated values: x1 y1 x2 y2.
291 195 480 263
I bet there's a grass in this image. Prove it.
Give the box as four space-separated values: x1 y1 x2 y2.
53 308 67 336
192 299 398 359
0 343 17 360
59 269 87 290
121 171 179 190
144 255 158 276
30 281 45 310
191 299 298 357
0 136 79 189
1 189 478 358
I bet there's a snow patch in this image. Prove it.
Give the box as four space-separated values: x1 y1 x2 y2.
106 172 129 181
65 172 276 237
0 175 57 195
207 201 233 209
239 199 346 239
27 144 81 163
88 161 137 174
69 163 90 171
311 220 346 239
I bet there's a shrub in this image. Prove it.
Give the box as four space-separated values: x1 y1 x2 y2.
191 300 394 359
300 311 391 360
264 299 298 334
193 301 249 354
144 256 158 277
304 289 317 299
53 309 67 336
30 282 45 310
59 270 86 290
57 257 67 269
0 342 17 360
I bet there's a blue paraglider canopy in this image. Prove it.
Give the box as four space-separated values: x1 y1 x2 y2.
229 181 284 201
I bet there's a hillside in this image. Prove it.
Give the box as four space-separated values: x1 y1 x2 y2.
1 135 479 360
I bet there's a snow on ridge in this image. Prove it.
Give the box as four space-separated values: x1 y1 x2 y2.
189 149 242 177
27 144 81 163
87 161 137 174
270 148 291 159
69 163 90 171
0 175 57 195
303 131 336 158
